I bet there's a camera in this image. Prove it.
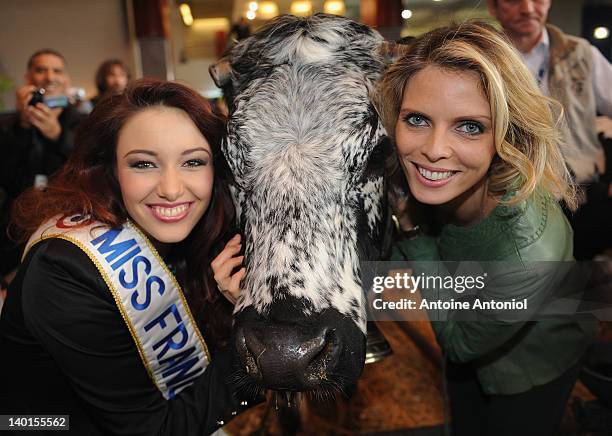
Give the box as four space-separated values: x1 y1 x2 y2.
28 88 69 109
29 88 45 106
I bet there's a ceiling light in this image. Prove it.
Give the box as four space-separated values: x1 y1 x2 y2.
291 1 312 16
259 1 279 19
179 3 193 26
323 0 345 15
594 26 610 40
401 9 412 19
248 1 258 11
246 10 256 20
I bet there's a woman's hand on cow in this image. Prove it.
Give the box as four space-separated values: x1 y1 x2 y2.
212 234 245 305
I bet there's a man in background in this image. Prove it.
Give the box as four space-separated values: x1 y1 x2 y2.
9 49 81 188
1 49 82 287
91 58 130 106
488 0 612 259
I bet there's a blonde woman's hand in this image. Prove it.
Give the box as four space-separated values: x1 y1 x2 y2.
211 234 245 304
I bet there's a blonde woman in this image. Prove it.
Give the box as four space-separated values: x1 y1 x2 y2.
379 22 596 436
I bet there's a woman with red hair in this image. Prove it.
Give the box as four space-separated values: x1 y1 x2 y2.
0 79 252 435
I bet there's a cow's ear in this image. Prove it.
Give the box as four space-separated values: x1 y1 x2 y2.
377 39 413 63
209 58 232 88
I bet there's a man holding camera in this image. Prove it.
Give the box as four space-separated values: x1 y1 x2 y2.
0 49 82 294
9 49 81 189
16 52 66 144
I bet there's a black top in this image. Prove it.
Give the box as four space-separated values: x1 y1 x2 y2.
0 238 253 435
1 106 83 198
0 106 84 276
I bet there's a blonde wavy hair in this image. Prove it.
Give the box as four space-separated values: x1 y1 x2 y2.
377 21 577 210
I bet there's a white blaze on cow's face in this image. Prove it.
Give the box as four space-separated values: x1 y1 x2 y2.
220 15 388 334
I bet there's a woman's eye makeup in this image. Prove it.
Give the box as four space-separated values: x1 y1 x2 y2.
183 158 208 167
403 113 429 127
128 160 156 169
126 156 209 169
456 120 485 135
400 113 487 136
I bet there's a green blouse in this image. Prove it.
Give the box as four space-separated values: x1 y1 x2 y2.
391 193 596 395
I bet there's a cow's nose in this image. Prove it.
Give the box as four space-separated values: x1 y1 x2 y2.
235 324 338 390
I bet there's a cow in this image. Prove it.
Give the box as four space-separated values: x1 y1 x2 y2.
210 13 391 397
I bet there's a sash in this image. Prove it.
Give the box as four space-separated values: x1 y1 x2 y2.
25 214 211 400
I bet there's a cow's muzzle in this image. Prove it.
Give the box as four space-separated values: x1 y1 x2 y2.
233 305 365 392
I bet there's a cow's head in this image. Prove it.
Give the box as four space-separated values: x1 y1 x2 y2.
211 14 389 394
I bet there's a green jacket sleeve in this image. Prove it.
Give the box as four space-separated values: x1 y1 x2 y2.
431 261 573 363
390 235 439 262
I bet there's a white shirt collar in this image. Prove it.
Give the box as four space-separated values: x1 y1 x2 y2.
524 28 549 56
520 28 550 94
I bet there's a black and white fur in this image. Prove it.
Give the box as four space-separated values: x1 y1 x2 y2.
212 14 390 392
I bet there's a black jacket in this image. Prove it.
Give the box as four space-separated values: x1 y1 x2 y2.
1 106 82 198
0 238 253 435
0 106 83 276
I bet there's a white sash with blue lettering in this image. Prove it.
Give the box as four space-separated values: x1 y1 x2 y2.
26 214 211 400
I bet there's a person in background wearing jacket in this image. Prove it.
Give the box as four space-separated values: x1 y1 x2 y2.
488 0 612 259
1 49 83 289
91 58 130 106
